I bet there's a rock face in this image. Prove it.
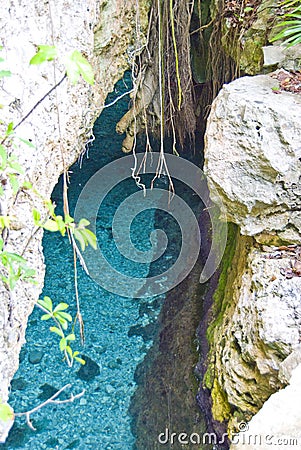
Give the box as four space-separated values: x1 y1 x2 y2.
203 74 301 434
232 361 301 450
204 75 301 243
0 0 149 440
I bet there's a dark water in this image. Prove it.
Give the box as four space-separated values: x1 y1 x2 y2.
4 74 203 450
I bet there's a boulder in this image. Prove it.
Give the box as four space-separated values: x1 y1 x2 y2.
204 74 301 244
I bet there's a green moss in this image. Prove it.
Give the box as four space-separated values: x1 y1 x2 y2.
205 223 238 353
211 378 231 422
203 222 238 395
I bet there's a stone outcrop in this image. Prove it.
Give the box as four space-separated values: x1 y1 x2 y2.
204 74 301 244
0 0 149 441
232 358 301 450
203 74 301 434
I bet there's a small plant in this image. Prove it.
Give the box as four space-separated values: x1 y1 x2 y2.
0 123 26 196
30 45 94 85
0 402 14 422
0 217 36 290
32 202 97 251
272 0 301 47
37 296 85 366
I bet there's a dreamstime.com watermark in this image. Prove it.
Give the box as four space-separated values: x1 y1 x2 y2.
74 153 228 298
157 425 299 447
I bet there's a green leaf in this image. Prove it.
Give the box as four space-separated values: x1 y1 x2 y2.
5 252 26 264
244 6 253 12
8 160 24 174
32 208 41 225
22 181 33 189
6 122 14 136
8 174 19 195
30 45 58 65
56 311 72 322
82 228 97 250
75 357 86 365
53 303 69 313
41 313 52 321
49 326 64 338
0 216 11 229
0 145 7 169
65 345 73 358
43 219 59 232
38 296 53 312
0 403 14 422
65 333 75 341
55 216 66 235
78 218 90 228
59 338 67 351
73 228 86 251
64 214 74 225
57 317 68 330
17 137 35 148
0 70 11 78
45 200 55 216
65 50 94 85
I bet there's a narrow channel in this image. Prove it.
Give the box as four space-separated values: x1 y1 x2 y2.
4 74 212 450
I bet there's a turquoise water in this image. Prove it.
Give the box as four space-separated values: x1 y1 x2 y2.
4 75 201 449
4 75 163 450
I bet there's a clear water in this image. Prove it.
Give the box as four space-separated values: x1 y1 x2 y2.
4 74 201 450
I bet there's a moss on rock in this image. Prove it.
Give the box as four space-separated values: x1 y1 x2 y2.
211 378 232 422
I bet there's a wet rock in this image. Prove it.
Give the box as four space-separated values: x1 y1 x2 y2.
65 439 80 449
19 348 27 363
105 384 115 394
10 377 27 391
38 384 59 401
28 349 44 364
128 322 157 342
77 355 100 382
107 360 120 370
45 437 59 448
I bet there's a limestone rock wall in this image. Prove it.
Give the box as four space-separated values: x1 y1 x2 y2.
203 74 301 435
0 0 149 440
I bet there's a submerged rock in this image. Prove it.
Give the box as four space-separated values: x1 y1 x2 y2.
10 377 27 391
38 384 59 401
77 355 100 382
28 350 44 365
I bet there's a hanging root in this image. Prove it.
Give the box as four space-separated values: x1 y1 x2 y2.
117 0 196 156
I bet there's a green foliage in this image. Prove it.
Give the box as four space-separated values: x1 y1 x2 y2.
64 50 94 85
30 46 94 85
0 46 11 79
0 122 27 196
29 45 58 65
0 236 36 290
272 0 301 47
33 206 97 251
0 402 14 422
37 296 86 366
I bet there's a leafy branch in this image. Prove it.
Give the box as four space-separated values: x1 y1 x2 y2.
37 296 85 367
0 384 85 430
32 200 97 252
272 0 301 47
